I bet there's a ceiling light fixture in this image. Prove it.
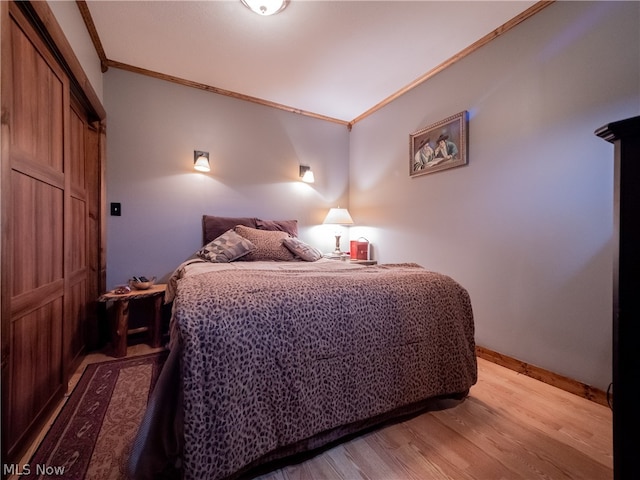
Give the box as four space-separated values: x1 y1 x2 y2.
241 0 288 16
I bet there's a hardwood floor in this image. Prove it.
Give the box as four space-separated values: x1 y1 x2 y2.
256 359 613 480
15 349 612 480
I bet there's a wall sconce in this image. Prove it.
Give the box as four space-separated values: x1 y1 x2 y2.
299 165 315 183
194 151 210 172
323 207 354 255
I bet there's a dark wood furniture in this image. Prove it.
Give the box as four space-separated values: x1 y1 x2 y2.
595 115 640 480
1 0 106 465
98 284 166 357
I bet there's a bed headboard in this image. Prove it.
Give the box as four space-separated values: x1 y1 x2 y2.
202 215 298 245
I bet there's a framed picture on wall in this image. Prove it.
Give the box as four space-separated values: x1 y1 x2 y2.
410 110 468 177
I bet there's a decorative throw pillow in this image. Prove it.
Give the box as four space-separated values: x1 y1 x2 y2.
196 229 255 263
234 225 296 261
282 237 323 262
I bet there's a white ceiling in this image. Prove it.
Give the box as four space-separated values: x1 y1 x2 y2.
85 0 540 123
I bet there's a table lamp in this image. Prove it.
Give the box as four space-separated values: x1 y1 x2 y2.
322 207 354 255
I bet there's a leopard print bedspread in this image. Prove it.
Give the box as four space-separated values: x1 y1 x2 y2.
173 263 477 480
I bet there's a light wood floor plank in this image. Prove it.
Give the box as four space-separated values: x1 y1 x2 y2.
257 357 612 480
475 359 613 467
405 413 516 479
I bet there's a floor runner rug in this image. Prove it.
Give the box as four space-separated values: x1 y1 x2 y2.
24 351 169 480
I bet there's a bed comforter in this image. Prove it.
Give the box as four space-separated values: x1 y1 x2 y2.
129 260 477 480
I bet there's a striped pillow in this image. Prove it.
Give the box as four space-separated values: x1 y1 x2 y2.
282 237 322 262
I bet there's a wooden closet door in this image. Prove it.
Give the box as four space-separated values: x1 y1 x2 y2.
65 103 89 370
2 1 105 464
2 4 69 459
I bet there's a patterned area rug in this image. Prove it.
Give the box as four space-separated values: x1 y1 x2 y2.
25 351 169 480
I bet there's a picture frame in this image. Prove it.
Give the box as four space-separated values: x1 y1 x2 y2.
410 110 468 177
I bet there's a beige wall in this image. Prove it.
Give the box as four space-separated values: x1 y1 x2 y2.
104 69 350 289
349 1 640 390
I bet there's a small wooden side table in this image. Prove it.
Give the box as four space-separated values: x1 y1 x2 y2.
98 284 166 357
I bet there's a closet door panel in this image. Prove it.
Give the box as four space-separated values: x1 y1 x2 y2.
10 17 64 174
11 172 63 296
65 277 87 367
85 124 104 350
65 194 88 366
65 106 89 367
68 197 87 273
69 108 86 193
9 298 63 448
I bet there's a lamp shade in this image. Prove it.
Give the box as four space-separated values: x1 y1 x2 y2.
301 170 315 183
322 207 354 225
194 151 210 172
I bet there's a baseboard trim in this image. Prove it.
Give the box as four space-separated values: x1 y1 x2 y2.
476 346 610 407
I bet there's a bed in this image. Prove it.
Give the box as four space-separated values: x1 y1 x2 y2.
128 215 477 480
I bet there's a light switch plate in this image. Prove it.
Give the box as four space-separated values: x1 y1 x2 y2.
110 202 121 216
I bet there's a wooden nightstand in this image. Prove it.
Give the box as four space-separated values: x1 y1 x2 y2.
98 284 166 357
350 259 377 266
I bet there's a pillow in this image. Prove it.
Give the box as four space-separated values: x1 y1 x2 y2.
234 225 296 261
196 229 255 263
256 219 298 238
202 215 258 245
282 237 323 262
